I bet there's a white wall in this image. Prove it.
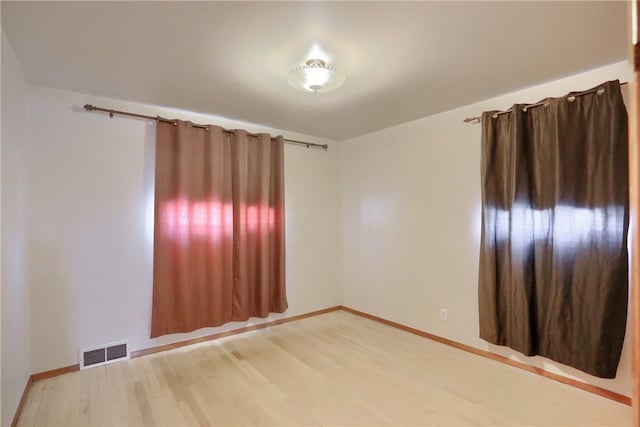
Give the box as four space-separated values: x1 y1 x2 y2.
25 87 342 374
339 61 633 396
1 30 31 426
10 53 634 401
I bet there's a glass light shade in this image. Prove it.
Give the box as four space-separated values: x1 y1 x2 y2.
287 59 345 94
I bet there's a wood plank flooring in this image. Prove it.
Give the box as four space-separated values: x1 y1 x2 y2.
18 310 631 426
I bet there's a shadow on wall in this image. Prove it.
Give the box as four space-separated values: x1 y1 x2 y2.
142 122 156 340
28 240 73 371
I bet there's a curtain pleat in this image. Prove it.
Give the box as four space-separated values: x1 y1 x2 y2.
151 123 286 338
478 80 629 378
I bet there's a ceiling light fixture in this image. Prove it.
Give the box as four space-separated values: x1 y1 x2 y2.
287 59 345 94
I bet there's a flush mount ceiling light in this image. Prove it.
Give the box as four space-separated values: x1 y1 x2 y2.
287 59 345 94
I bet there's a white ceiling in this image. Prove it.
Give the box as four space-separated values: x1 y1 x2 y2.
1 1 627 140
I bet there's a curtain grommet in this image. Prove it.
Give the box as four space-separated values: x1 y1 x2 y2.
568 96 576 102
522 107 528 112
597 88 605 95
492 113 498 119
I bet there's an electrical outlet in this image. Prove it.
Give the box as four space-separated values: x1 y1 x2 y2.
440 308 448 321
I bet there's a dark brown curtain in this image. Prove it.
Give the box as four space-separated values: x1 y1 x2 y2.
478 80 629 378
151 121 287 338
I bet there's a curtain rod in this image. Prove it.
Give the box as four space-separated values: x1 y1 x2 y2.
82 104 328 150
462 81 629 124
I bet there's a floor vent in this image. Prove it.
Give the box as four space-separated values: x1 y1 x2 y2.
80 341 129 370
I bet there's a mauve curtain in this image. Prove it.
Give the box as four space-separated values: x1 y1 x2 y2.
478 80 629 378
151 121 287 338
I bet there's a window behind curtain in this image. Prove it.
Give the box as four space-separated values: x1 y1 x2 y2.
478 80 629 378
150 121 287 338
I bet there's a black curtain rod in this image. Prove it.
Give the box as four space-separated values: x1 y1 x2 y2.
463 81 629 124
83 104 328 150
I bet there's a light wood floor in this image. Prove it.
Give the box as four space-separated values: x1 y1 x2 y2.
18 310 631 426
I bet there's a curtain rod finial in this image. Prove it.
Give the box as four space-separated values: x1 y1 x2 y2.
84 104 95 111
463 116 481 124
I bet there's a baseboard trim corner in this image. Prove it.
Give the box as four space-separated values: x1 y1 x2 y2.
10 376 33 427
338 305 631 406
13 365 81 424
